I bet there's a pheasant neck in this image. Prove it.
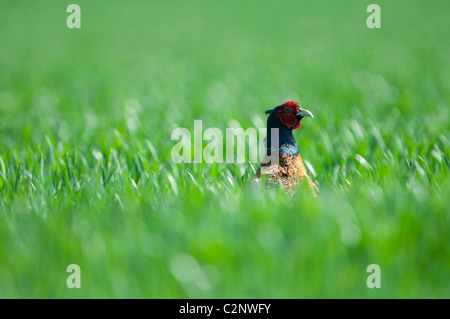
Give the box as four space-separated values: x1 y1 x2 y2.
266 125 299 156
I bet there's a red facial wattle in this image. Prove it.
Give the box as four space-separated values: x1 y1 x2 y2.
275 101 302 129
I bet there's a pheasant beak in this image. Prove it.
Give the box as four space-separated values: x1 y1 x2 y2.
296 108 314 119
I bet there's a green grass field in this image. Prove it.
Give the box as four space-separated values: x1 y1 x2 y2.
0 0 449 298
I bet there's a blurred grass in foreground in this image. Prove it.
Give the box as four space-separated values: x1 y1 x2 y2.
0 0 449 298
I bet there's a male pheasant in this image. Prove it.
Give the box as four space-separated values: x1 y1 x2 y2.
253 101 318 196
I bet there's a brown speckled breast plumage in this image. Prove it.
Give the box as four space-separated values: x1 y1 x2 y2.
253 154 318 196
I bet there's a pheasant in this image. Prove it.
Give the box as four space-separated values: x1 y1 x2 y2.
253 101 318 196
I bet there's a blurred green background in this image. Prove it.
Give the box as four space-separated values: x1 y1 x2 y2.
0 0 449 298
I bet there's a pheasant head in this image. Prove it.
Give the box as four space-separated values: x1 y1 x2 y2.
264 101 314 154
